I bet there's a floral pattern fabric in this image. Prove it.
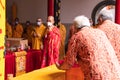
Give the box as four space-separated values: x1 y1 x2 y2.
62 27 120 80
97 20 120 64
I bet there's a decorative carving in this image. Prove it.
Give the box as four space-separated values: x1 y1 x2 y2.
91 0 115 25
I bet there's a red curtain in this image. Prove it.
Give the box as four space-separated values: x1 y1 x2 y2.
48 0 54 16
115 0 120 24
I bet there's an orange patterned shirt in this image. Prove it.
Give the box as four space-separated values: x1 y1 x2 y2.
98 20 120 64
61 27 120 80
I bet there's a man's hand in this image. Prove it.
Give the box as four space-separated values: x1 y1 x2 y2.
55 61 70 70
41 43 43 50
55 61 61 69
33 32 37 37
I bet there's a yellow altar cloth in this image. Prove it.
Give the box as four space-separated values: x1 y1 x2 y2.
11 64 65 80
15 51 27 76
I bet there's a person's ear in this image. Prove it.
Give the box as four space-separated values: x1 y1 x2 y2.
99 17 103 23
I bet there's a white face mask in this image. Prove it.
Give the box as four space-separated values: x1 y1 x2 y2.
37 22 41 26
47 22 53 27
15 21 18 25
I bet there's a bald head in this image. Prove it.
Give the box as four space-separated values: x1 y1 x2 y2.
37 18 42 22
47 16 55 24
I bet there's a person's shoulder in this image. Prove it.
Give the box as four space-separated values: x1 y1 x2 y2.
92 27 103 32
52 26 60 33
41 23 47 29
69 31 84 42
42 23 46 26
17 23 23 27
93 28 107 36
74 31 83 37
114 23 120 28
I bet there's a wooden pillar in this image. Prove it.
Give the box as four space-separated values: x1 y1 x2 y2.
48 0 54 16
115 0 120 24
12 2 17 21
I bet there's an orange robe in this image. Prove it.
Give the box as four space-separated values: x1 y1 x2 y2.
60 27 120 80
97 20 120 64
31 24 46 50
6 22 12 38
23 25 33 45
13 24 23 38
41 27 61 68
59 23 66 60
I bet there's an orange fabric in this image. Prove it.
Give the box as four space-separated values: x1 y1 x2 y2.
59 23 66 60
31 24 46 50
61 27 120 80
23 25 33 43
97 20 120 64
66 67 84 80
41 27 61 68
6 22 12 38
13 24 23 38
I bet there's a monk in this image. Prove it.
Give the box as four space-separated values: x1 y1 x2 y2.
6 21 12 38
12 18 23 38
97 10 120 64
69 24 77 39
41 16 61 68
23 21 33 48
56 15 120 80
58 22 66 60
31 18 46 50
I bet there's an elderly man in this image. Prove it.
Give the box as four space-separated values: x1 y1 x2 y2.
56 15 120 80
97 10 120 64
31 18 46 50
41 16 61 68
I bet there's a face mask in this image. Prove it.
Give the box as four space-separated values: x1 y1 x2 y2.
47 22 53 27
37 22 41 26
15 21 18 25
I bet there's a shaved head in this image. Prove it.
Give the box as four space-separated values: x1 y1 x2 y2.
47 16 55 24
37 18 42 22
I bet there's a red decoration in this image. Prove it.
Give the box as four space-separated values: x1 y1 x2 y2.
115 0 120 24
0 29 2 34
0 73 2 76
0 46 4 50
